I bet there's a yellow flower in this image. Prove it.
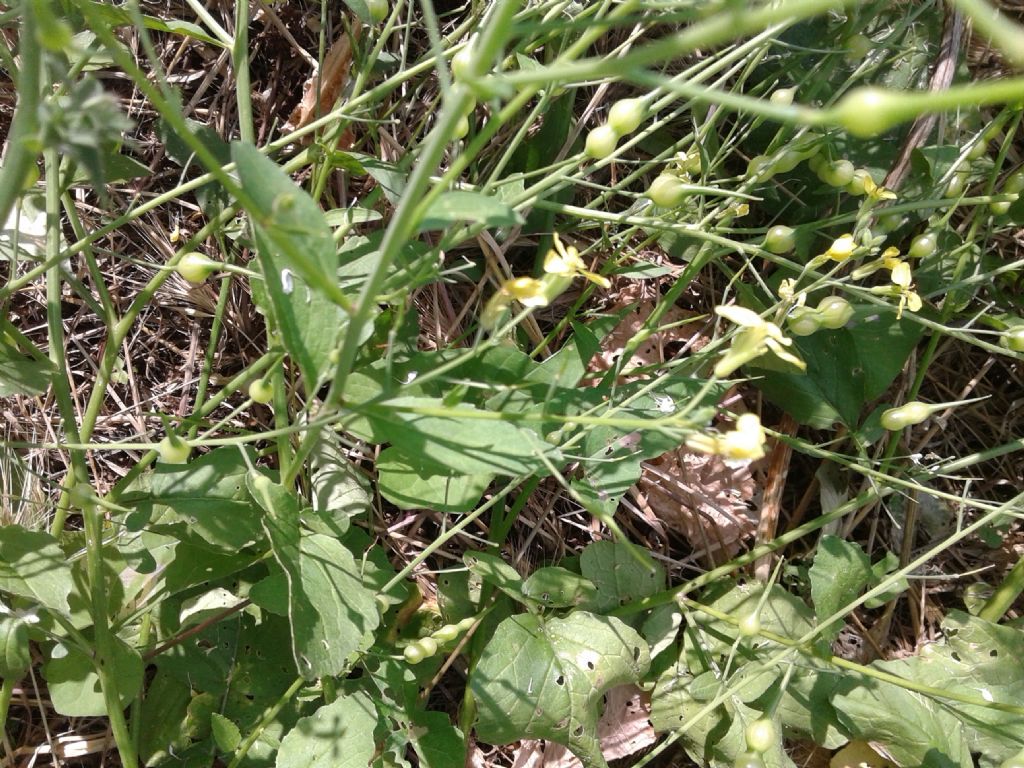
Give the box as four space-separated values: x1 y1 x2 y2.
861 174 897 201
869 259 922 319
823 233 857 262
713 305 806 377
686 413 767 462
543 235 611 289
851 246 902 280
481 277 549 329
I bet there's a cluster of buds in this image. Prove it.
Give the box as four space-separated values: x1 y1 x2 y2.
481 236 610 330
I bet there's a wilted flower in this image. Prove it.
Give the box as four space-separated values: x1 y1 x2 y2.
686 413 767 462
713 305 806 377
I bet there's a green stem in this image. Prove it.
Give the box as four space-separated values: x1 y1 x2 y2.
233 0 254 145
0 676 14 752
83 499 139 768
980 553 1024 622
227 677 305 768
948 0 1024 69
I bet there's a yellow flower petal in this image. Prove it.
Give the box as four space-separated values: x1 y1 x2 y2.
824 233 857 262
504 277 549 307
890 260 912 288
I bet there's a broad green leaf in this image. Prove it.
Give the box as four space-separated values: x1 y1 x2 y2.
144 447 263 550
137 670 192 766
641 605 682 661
357 396 563 477
43 637 144 716
308 429 371 535
411 710 466 768
0 525 73 613
249 569 290 616
579 540 665 612
831 665 973 768
808 535 874 641
0 616 31 677
417 190 524 233
377 446 493 512
752 308 923 428
276 691 378 768
464 550 524 601
521 567 599 608
833 612 1024 768
179 588 245 630
232 142 349 391
471 612 650 768
0 342 55 396
250 475 379 679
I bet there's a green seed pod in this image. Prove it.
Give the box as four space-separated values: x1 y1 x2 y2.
744 718 778 754
787 307 823 337
764 225 796 254
1001 325 1024 352
157 435 191 464
746 155 775 181
416 637 439 658
818 159 855 188
403 643 427 664
451 46 474 80
248 379 274 404
908 233 937 259
769 87 796 106
367 0 389 22
432 624 461 642
1004 170 1024 195
607 98 644 135
648 174 689 208
846 168 873 196
585 124 618 159
880 401 933 431
733 754 766 768
457 617 477 632
816 296 854 329
177 252 219 285
832 86 904 138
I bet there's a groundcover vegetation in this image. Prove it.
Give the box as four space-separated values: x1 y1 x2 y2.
2 1 1024 767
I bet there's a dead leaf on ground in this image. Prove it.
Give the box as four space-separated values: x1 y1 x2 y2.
506 685 656 768
285 24 360 136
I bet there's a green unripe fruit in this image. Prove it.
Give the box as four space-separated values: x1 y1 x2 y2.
248 379 274 404
1001 325 1024 352
967 137 989 160
764 225 796 254
432 624 461 642
451 46 474 79
908 233 937 259
737 611 761 637
816 296 854 329
818 159 855 188
746 155 775 181
846 168 873 196
403 643 426 664
0 616 31 678
456 617 477 632
367 0 388 22
734 752 766 768
453 114 470 140
787 307 822 337
845 33 872 60
770 149 803 174
648 174 689 208
744 718 778 753
880 401 932 431
769 87 796 106
945 171 967 198
990 199 1014 215
585 124 618 159
177 252 218 284
807 153 826 175
876 211 904 233
157 435 191 464
416 637 439 657
607 98 644 135
833 86 904 138
1004 170 1024 194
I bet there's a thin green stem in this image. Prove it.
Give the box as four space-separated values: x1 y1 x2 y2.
233 0 255 145
227 677 306 768
980 553 1024 622
0 0 41 230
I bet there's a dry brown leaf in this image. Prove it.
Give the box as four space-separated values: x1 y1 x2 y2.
508 685 656 768
634 449 757 561
285 25 360 134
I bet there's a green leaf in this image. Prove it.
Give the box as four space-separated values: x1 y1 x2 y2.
276 692 378 768
808 535 874 641
471 611 650 768
464 551 524 601
410 711 466 768
143 448 264 550
308 429 372 535
865 551 909 609
357 396 563 477
75 1 227 46
210 712 242 754
752 308 923 428
231 142 350 391
136 669 192 765
338 0 374 25
521 567 599 609
376 446 493 512
0 342 55 396
417 190 524 233
43 637 144 716
250 475 379 679
579 541 666 612
0 525 73 613
0 616 31 677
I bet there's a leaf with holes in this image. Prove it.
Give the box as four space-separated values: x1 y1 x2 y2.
471 611 650 768
249 474 379 679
